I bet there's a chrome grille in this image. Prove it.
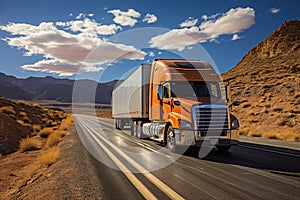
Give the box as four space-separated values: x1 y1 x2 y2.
193 105 229 131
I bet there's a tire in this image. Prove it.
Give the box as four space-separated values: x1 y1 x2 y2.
119 119 124 130
216 145 231 152
130 120 135 136
115 119 121 130
133 121 138 137
166 126 176 153
137 121 144 139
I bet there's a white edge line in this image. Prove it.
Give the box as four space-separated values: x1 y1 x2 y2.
78 118 185 200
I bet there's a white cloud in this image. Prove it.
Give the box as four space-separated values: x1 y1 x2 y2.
21 59 101 76
269 7 280 14
69 13 73 17
179 17 198 27
0 22 146 76
150 27 208 51
87 13 94 17
232 33 242 41
150 7 255 51
108 8 141 26
201 13 220 21
149 51 155 57
56 18 122 36
143 13 158 24
76 13 85 19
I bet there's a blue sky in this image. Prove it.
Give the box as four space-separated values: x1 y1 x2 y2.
0 0 299 82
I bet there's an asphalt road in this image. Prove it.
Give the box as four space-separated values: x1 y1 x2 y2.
74 114 300 200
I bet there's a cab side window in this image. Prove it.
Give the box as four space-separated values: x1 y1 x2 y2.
163 84 170 99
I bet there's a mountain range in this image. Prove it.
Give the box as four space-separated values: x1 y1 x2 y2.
0 73 117 104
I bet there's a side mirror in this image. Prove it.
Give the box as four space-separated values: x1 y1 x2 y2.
158 84 163 100
225 84 230 102
173 100 181 106
232 101 240 106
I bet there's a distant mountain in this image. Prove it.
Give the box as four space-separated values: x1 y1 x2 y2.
223 20 300 139
0 73 118 104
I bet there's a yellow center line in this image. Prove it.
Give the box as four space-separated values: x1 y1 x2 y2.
78 119 157 200
78 117 185 200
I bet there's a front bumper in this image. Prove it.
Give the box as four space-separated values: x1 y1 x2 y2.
174 129 239 146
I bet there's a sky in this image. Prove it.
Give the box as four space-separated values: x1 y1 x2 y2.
0 0 299 82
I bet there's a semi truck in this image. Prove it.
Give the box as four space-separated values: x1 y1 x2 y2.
112 59 240 152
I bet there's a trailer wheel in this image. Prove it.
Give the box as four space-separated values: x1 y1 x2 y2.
115 119 121 130
167 126 176 153
216 145 231 152
130 120 135 136
133 121 138 137
137 121 144 139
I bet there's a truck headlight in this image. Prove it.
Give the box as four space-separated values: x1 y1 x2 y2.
230 115 239 129
180 120 193 129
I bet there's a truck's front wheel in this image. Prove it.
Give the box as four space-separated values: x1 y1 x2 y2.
167 126 176 153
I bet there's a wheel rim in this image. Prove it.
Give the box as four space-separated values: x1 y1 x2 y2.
168 131 175 150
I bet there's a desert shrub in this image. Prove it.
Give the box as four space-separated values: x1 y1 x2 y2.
276 119 286 126
294 92 300 99
19 137 41 152
17 119 31 128
33 103 41 108
46 133 62 147
239 128 249 135
59 115 73 130
54 130 67 138
22 116 31 123
261 131 285 140
241 103 251 108
247 129 261 137
40 148 59 166
39 127 54 138
17 100 31 107
272 107 283 112
0 106 16 115
51 121 58 126
32 124 41 135
19 111 27 116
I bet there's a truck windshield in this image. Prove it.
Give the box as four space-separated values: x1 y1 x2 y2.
170 81 221 98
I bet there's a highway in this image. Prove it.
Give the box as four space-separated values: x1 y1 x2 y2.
74 114 300 200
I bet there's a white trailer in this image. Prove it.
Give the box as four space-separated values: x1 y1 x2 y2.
112 64 151 132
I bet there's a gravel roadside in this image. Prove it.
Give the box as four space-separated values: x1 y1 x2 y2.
10 127 106 200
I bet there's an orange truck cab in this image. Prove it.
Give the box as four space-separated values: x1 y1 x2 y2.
112 59 240 152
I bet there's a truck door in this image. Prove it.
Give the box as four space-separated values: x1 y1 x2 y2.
162 83 172 121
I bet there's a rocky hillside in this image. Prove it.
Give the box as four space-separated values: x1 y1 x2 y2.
0 97 67 155
223 20 300 141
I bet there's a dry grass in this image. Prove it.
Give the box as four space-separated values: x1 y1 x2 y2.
39 127 54 138
19 111 27 116
46 133 62 147
51 121 58 126
40 148 60 166
17 119 31 128
239 127 249 135
0 106 16 115
32 103 41 108
17 100 31 107
32 124 41 133
59 115 73 130
19 137 41 152
247 129 261 137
